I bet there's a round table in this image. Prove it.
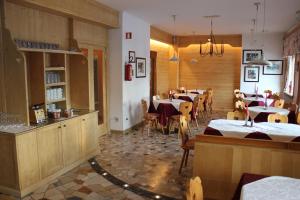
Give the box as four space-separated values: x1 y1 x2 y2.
248 106 289 121
241 176 300 200
174 93 198 102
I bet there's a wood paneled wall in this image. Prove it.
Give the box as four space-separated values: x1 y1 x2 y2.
5 2 69 49
150 40 171 95
73 20 107 47
7 0 119 28
179 44 241 110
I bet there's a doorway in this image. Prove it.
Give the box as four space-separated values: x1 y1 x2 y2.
150 51 157 101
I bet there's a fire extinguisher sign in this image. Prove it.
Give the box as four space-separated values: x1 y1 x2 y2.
125 32 132 39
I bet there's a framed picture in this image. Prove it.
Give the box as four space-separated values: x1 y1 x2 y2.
136 57 146 78
263 60 283 75
128 51 135 63
242 49 263 64
244 66 260 82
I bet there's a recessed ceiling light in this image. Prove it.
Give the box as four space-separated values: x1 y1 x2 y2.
102 172 108 176
123 184 129 188
155 195 161 199
91 161 95 165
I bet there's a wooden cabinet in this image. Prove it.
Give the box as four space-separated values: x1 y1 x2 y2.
37 123 63 179
0 112 98 197
16 131 40 189
61 118 81 166
81 112 98 156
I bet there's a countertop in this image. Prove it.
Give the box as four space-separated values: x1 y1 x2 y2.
0 110 96 135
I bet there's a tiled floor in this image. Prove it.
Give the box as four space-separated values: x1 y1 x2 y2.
0 111 226 200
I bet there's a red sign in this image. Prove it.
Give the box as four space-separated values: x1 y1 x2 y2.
125 32 132 39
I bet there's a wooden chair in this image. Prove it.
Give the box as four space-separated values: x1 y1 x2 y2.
197 94 207 120
192 95 200 127
171 101 193 131
205 88 213 114
297 113 300 124
267 113 288 123
141 99 160 136
186 177 204 200
274 99 285 108
227 111 245 120
178 115 194 174
234 89 240 94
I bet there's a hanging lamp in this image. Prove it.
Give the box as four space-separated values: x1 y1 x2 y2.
248 0 272 66
169 15 179 62
199 15 224 57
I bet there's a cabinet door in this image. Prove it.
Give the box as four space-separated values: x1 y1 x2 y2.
16 131 40 189
37 124 63 178
81 113 98 156
61 118 81 166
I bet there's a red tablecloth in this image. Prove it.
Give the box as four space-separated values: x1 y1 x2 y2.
177 96 193 102
148 101 195 126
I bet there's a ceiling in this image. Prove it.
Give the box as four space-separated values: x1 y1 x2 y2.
96 0 300 35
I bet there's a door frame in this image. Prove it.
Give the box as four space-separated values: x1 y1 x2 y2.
78 43 109 135
150 51 157 100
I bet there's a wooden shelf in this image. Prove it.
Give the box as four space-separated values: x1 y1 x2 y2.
45 67 65 71
46 98 66 104
46 82 66 87
18 47 83 55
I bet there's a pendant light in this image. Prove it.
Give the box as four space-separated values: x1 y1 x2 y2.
199 15 224 57
169 15 179 62
248 0 272 66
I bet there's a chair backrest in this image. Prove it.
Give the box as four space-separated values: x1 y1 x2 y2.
179 102 193 120
186 176 203 200
206 88 213 105
227 111 245 120
234 89 240 94
298 113 300 124
268 113 288 123
141 99 148 118
179 115 189 146
198 94 206 112
274 99 285 108
193 95 201 114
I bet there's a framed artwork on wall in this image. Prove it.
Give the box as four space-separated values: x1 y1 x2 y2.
244 66 260 82
263 60 283 75
136 57 146 78
242 49 263 64
128 51 135 63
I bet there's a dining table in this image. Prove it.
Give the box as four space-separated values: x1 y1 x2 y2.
243 96 274 107
248 106 289 122
240 176 300 200
204 119 300 142
148 99 185 127
174 92 198 102
187 89 205 94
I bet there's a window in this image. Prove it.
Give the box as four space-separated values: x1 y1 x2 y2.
284 55 295 96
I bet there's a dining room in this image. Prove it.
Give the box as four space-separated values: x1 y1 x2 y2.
1 0 300 200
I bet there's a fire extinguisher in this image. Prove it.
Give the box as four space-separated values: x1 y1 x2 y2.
125 63 133 81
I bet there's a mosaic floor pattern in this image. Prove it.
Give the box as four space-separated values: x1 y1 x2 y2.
0 111 226 200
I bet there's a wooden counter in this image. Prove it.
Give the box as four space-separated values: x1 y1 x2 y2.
193 135 300 200
0 112 98 197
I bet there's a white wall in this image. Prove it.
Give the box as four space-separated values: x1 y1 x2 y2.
240 32 284 94
109 12 150 131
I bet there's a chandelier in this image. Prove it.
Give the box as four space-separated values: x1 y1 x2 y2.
200 15 224 57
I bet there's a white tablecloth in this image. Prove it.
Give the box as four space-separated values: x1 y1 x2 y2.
152 99 186 111
174 93 198 101
207 119 300 142
244 97 274 106
248 106 289 119
187 89 205 94
241 176 300 200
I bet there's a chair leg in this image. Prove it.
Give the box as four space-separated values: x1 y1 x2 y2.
179 150 186 174
184 150 189 167
194 118 199 128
